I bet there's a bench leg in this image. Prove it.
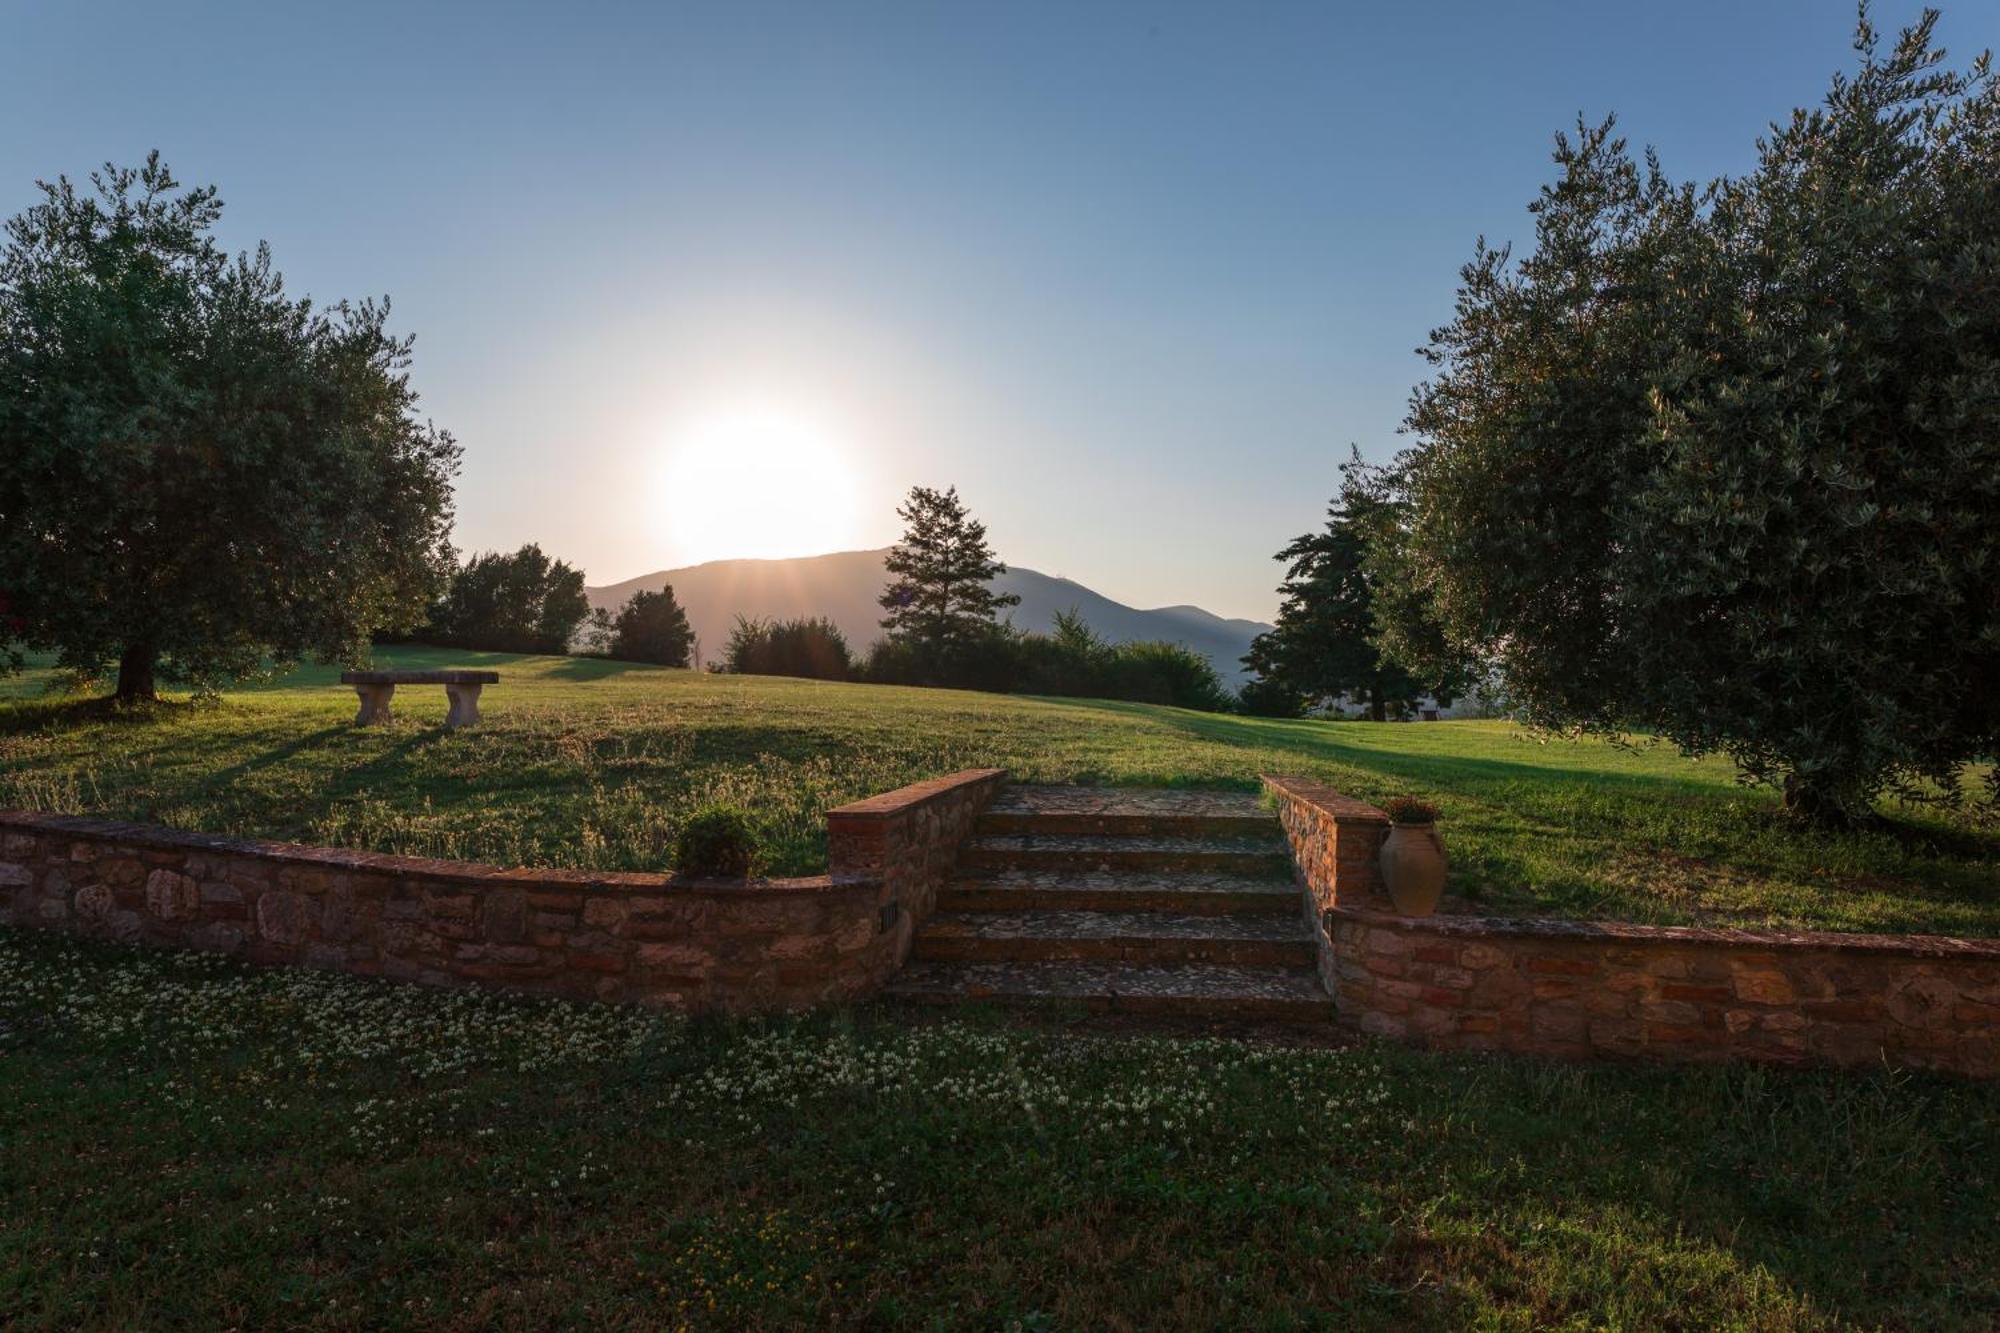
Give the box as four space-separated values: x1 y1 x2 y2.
443 683 483 728
353 683 395 725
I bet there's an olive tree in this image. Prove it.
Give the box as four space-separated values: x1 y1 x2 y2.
0 154 458 699
1395 11 1999 823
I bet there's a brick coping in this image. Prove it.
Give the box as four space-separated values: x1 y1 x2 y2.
1332 895 2000 961
1261 774 1390 824
826 768 1008 820
0 809 867 898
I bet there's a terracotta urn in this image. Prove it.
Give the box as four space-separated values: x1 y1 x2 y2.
1379 820 1447 917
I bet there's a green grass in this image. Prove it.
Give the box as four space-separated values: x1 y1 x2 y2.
2 927 1994 1329
1 645 1994 936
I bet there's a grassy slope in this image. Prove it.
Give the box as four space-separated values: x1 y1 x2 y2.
1 927 1995 1330
1 646 1993 936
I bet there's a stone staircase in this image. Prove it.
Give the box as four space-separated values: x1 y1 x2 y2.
886 785 1331 1023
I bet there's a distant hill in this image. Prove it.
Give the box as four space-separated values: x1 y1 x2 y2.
586 549 1270 683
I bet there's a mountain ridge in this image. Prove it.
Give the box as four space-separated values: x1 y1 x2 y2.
586 548 1269 682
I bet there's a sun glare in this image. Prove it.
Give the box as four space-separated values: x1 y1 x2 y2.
660 407 862 565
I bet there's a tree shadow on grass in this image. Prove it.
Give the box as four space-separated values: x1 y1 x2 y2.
196 725 351 792
0 693 206 738
539 656 676 681
1027 695 1728 804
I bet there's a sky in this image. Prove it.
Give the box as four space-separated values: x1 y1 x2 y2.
4 1 1990 622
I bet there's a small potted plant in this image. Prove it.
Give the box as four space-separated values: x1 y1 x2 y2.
1378 797 1447 917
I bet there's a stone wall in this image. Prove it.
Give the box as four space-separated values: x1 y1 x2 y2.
826 767 1007 969
1262 774 1390 994
0 767 1005 1014
1264 775 2000 1077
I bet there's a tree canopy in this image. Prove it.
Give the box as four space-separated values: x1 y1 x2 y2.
1393 10 2000 821
0 154 458 699
878 485 1020 655
1243 455 1470 720
426 544 589 656
611 586 694 667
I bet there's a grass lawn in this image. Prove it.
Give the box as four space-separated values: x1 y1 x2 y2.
1 646 1993 937
2 927 1995 1330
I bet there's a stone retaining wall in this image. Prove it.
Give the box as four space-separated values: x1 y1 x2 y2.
1263 775 2000 1077
0 767 1005 1014
1261 774 1390 995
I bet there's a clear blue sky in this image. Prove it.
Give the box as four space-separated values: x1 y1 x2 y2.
5 1 1988 621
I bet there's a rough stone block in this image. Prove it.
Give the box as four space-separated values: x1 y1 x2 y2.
479 888 529 944
1732 970 1796 1006
582 897 627 929
73 882 115 921
256 890 316 946
1458 942 1507 970
144 868 200 921
1884 974 1958 1028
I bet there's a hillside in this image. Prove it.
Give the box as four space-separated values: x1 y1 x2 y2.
586 549 1270 681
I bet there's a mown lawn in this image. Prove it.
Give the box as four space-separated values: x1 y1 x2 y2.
1 646 1993 936
1 928 1994 1330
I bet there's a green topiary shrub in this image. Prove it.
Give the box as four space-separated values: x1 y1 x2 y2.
672 805 761 879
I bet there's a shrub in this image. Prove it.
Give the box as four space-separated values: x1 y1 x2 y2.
860 624 1024 694
724 616 852 680
1384 797 1439 826
1102 639 1232 712
672 806 760 879
859 608 1235 712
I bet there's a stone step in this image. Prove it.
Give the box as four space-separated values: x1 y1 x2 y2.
939 868 1300 917
962 833 1294 877
977 785 1277 840
884 959 1335 1024
915 910 1316 968
976 811 1279 839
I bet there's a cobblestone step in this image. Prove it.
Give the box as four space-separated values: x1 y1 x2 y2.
939 868 1300 917
977 810 1280 838
915 910 1316 967
977 788 1278 839
976 784 1277 839
884 959 1335 1023
962 833 1294 877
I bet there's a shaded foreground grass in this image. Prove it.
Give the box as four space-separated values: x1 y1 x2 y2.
1 928 1994 1330
1 646 1994 935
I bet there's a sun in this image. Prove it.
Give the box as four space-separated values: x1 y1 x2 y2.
660 407 862 565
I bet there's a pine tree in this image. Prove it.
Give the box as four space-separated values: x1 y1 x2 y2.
611 587 694 667
878 486 1020 653
1244 455 1469 720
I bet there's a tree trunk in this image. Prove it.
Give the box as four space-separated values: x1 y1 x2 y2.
114 643 157 702
1368 687 1386 723
1782 773 1850 829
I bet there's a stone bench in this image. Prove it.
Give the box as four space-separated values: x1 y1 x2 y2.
339 670 500 728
